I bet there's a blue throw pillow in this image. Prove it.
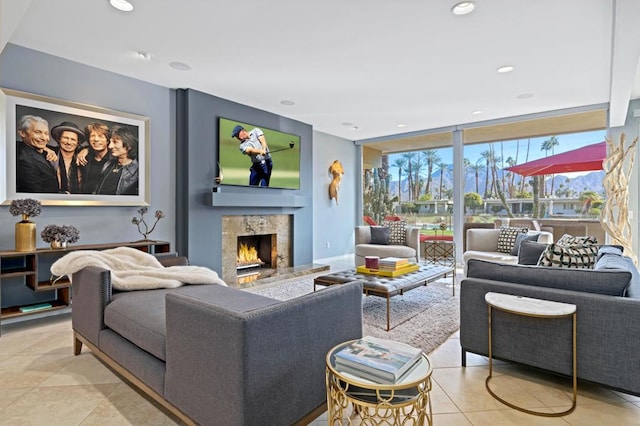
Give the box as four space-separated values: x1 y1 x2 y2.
510 233 539 256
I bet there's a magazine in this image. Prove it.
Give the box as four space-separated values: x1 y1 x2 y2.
334 336 422 382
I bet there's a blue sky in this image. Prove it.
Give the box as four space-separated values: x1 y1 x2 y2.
387 129 607 179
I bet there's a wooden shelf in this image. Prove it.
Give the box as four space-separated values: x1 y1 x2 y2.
0 240 171 332
1 300 68 319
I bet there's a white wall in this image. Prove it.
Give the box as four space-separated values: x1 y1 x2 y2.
312 131 357 259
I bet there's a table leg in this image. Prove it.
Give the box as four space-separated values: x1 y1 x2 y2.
485 305 577 416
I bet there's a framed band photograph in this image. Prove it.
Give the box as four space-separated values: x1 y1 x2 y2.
0 88 150 206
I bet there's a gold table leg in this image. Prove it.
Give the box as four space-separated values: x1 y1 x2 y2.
485 306 577 417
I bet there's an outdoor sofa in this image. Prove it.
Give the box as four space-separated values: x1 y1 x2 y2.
71 254 363 425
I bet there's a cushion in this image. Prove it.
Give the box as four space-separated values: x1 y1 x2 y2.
497 227 527 254
383 220 406 245
466 259 632 297
597 245 624 261
557 234 598 245
370 226 390 245
518 240 549 265
538 243 599 269
510 232 539 256
363 216 377 226
595 253 629 270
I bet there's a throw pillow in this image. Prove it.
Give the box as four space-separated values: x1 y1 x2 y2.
497 227 528 254
538 243 599 269
370 226 390 245
518 240 549 265
383 220 406 245
510 232 539 256
557 234 598 245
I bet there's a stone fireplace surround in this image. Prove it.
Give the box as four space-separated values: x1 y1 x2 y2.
221 215 292 286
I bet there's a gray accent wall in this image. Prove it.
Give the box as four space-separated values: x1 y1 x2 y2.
175 89 315 271
0 44 175 248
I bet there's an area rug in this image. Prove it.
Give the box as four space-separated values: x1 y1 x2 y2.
248 276 460 355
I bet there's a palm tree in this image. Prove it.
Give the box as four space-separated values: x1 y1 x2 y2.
412 159 424 200
471 160 485 195
479 150 492 198
437 162 448 199
519 138 531 195
391 156 407 203
540 136 559 197
402 152 416 201
422 150 440 196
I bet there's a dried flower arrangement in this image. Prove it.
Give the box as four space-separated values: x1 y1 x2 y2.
41 225 80 243
131 207 165 240
9 198 42 219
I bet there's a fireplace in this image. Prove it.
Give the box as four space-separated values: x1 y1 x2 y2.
222 215 292 286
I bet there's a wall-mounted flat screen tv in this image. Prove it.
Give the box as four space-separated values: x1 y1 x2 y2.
217 117 301 189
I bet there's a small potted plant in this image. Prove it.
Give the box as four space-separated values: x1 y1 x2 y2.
132 207 165 240
41 225 80 249
9 198 42 252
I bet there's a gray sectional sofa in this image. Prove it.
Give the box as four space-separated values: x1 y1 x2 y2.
460 253 640 396
71 255 363 425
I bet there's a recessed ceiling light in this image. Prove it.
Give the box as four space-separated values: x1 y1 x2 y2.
137 51 151 60
169 61 191 71
109 0 134 12
396 123 407 128
516 93 534 99
341 122 354 127
451 1 475 15
352 126 359 131
280 100 295 106
497 65 515 73
472 110 483 115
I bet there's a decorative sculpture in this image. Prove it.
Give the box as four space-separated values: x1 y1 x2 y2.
600 133 638 266
328 160 344 204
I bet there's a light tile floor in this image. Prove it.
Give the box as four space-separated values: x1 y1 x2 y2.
0 255 638 425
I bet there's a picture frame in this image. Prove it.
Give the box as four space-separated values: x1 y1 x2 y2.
0 88 150 206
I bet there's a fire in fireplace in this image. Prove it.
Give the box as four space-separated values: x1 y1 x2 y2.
236 234 276 273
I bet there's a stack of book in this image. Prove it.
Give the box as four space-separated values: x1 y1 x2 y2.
334 336 423 383
378 257 409 271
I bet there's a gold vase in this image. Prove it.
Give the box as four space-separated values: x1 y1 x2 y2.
15 214 36 252
50 240 68 249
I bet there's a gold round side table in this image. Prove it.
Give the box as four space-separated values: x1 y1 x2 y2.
325 339 433 425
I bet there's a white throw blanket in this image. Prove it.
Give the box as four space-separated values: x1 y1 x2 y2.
51 246 227 290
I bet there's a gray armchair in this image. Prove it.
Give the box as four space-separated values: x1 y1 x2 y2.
354 225 421 266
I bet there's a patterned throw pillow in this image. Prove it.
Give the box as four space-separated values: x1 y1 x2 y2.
557 234 599 245
382 220 406 245
497 227 528 254
538 243 599 268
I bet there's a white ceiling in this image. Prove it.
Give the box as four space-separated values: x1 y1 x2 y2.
2 0 640 142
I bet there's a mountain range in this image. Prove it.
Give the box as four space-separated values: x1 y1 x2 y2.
389 167 605 200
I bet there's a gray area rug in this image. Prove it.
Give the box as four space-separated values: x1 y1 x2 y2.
249 277 459 355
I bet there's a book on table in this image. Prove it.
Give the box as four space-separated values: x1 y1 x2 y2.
378 257 409 269
334 336 423 383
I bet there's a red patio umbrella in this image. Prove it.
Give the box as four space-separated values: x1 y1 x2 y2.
504 141 606 176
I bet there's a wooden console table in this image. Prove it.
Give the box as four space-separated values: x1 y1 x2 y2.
0 240 170 334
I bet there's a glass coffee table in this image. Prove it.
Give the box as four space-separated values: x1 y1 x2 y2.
326 339 433 425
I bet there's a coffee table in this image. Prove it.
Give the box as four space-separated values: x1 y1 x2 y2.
314 262 455 331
